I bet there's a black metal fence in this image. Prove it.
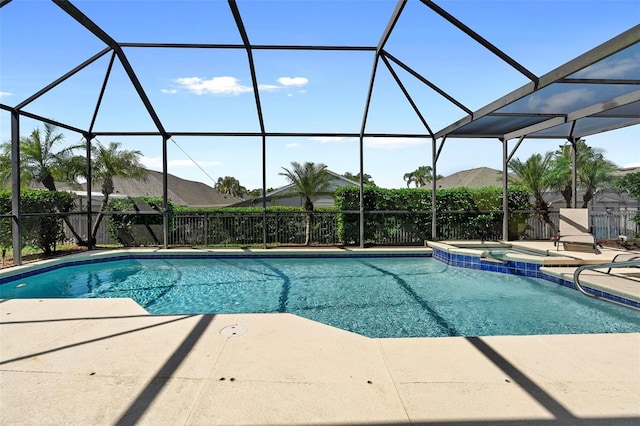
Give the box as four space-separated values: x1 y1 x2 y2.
170 211 339 246
0 210 640 246
4 208 636 249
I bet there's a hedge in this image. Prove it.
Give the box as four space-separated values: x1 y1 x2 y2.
106 197 173 246
334 186 531 244
171 206 338 245
0 190 77 254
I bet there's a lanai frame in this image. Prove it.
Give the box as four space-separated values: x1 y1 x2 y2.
2 0 639 265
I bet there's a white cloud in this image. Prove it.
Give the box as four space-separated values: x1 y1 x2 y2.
278 77 308 87
573 54 640 79
310 136 349 143
166 75 309 96
141 156 222 170
623 162 640 169
364 137 428 150
258 84 280 92
0 91 12 98
260 77 308 94
527 88 593 112
175 76 252 95
286 143 301 148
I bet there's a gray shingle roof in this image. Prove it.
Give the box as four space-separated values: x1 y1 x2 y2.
106 169 243 207
435 167 508 190
32 169 242 207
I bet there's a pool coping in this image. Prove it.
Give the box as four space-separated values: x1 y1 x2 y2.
2 245 639 309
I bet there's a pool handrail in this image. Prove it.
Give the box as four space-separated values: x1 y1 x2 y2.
573 260 640 310
606 253 640 274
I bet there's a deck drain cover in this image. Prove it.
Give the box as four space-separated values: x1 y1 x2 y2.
220 325 247 337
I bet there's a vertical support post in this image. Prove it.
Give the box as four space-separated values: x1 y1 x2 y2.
262 135 267 249
502 138 509 241
431 137 437 241
359 136 365 248
162 135 169 248
571 138 578 209
204 211 209 246
10 111 21 266
84 133 93 249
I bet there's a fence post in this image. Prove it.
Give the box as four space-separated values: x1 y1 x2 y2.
204 212 208 246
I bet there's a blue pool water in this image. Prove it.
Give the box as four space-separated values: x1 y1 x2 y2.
1 256 639 338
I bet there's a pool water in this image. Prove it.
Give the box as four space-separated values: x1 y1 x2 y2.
1 257 639 338
480 247 556 260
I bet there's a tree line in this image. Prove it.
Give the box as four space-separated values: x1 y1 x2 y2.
0 124 145 246
509 140 623 233
2 125 638 250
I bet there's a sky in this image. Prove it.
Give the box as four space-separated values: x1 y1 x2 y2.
1 0 639 193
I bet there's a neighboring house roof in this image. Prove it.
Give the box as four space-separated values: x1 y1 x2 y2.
616 166 639 176
435 167 508 190
231 170 358 207
434 166 638 208
103 169 243 207
29 169 242 207
26 181 83 192
265 170 358 198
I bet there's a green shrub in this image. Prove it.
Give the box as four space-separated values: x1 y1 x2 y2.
171 206 338 246
0 190 77 254
335 186 531 244
106 197 172 246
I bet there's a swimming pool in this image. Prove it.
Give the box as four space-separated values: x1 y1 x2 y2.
1 255 639 338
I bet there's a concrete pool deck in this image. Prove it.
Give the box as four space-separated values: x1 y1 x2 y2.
1 244 639 424
1 299 639 425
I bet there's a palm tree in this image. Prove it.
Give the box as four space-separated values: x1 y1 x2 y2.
279 161 332 245
546 145 576 208
509 152 556 233
546 140 591 208
215 176 246 198
246 187 275 198
403 166 438 188
614 172 640 200
88 141 147 244
0 124 86 242
0 148 14 189
0 124 85 190
343 172 375 186
579 147 617 208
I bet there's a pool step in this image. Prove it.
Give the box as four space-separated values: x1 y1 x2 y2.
480 252 507 264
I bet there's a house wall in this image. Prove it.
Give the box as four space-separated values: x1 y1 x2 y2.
546 189 638 211
270 196 302 207
270 195 334 208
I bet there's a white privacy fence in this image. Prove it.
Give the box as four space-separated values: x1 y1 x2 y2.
590 211 639 239
521 210 639 240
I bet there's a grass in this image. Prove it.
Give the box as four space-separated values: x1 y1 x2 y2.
1 244 91 268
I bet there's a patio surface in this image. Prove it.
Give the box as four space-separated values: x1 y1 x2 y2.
1 243 639 425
